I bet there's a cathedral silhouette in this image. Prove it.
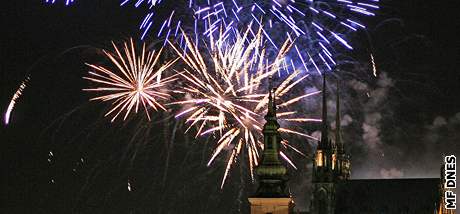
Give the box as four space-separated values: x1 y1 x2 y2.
248 75 453 214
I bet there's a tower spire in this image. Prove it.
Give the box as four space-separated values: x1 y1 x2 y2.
319 74 329 149
254 79 288 197
311 74 336 213
336 79 343 153
266 77 277 120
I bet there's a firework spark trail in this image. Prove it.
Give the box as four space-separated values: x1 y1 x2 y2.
44 0 75 6
218 0 379 73
44 0 379 73
371 53 378 77
128 0 379 73
84 39 178 122
5 76 30 125
169 26 320 187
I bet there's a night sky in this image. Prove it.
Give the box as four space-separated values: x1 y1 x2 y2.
1 1 459 213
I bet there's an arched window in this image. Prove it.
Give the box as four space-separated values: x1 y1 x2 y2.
316 151 324 167
316 188 328 213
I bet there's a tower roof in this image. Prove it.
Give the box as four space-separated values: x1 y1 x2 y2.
254 81 288 198
319 74 330 149
335 178 440 213
336 79 344 153
264 79 278 129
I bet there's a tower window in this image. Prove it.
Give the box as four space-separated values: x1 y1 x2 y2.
316 151 324 167
332 154 337 170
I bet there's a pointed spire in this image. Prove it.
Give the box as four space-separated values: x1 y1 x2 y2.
336 79 343 153
320 74 329 149
261 77 280 158
254 78 288 197
266 77 277 120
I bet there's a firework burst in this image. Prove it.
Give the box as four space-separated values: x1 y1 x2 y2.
44 0 380 74
169 26 320 187
84 39 177 122
129 0 379 73
194 0 379 73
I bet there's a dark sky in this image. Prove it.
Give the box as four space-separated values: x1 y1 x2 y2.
1 1 459 213
377 1 459 120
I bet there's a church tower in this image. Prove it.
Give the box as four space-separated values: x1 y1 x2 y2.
333 80 351 181
310 74 336 214
248 85 293 214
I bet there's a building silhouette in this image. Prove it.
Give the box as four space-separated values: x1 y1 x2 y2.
250 75 453 214
248 85 293 214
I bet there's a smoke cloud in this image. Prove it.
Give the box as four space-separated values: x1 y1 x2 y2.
290 71 460 211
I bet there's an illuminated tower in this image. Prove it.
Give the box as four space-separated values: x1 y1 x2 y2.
248 86 293 214
310 74 335 214
333 80 351 181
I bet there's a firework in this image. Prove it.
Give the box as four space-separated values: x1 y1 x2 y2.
84 39 177 122
129 0 379 73
44 0 379 73
44 0 75 6
371 53 378 77
197 0 379 74
169 26 320 187
5 76 30 125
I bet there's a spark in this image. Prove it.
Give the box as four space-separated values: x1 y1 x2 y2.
5 76 30 125
45 0 380 73
370 53 378 77
84 39 178 122
128 0 379 73
280 151 297 170
44 0 75 6
169 25 320 187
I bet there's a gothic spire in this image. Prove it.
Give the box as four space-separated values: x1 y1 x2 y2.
336 79 344 153
319 74 329 149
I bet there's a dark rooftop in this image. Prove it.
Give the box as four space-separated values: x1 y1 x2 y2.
335 178 440 214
